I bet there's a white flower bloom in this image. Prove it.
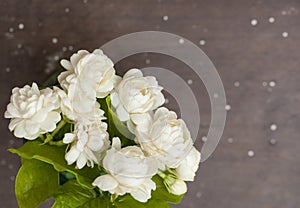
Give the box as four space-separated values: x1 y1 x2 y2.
92 137 158 203
135 107 193 170
110 69 165 122
4 83 61 140
58 49 118 98
176 147 201 181
168 179 187 195
56 88 104 124
64 122 110 169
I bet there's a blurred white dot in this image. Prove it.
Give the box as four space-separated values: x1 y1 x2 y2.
52 37 58 44
199 39 206 46
179 38 184 44
83 0 88 3
54 55 59 61
165 98 169 104
8 164 14 170
145 59 151 64
270 124 277 131
227 138 234 143
163 15 168 21
0 159 6 166
5 67 11 72
62 46 67 52
68 45 74 51
234 81 240 87
225 104 231 111
17 43 22 48
65 7 70 13
196 192 202 198
10 175 15 181
262 81 268 87
248 150 255 157
269 81 276 87
9 27 14 33
201 136 207 142
213 93 219 98
251 19 258 26
18 23 24 30
269 138 277 145
9 139 14 145
268 17 275 23
282 32 288 38
187 79 193 85
282 10 287 15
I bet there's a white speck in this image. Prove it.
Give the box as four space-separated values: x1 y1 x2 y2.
54 55 59 61
18 23 24 30
269 138 277 145
62 46 67 52
262 81 268 87
227 138 233 143
5 67 11 72
269 81 276 87
179 38 184 44
213 93 219 98
165 98 169 104
248 150 255 157
225 104 231 111
187 79 193 85
0 159 6 166
234 81 240 87
52 37 58 44
145 59 151 64
9 27 14 33
282 10 287 15
83 0 88 3
201 136 207 142
10 176 15 181
268 17 275 23
163 15 168 21
251 19 258 26
65 7 70 13
8 164 14 170
68 45 74 51
196 192 202 198
17 43 22 49
270 124 277 131
9 139 14 145
282 32 288 38
199 39 206 46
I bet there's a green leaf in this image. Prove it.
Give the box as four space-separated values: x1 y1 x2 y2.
79 196 112 208
151 175 184 204
115 194 171 208
9 140 99 189
52 180 97 208
15 158 59 208
98 97 136 147
42 69 64 88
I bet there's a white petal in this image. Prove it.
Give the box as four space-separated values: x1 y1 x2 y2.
60 60 73 70
116 105 130 122
124 68 143 79
92 175 118 191
63 133 76 144
76 153 87 169
65 147 80 165
110 92 120 108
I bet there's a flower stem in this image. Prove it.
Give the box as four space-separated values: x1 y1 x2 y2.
51 119 67 138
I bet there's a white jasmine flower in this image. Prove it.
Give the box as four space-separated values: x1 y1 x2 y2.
4 83 61 140
64 122 110 169
135 107 193 170
176 147 201 181
92 137 158 203
56 88 104 124
58 49 118 98
110 68 165 122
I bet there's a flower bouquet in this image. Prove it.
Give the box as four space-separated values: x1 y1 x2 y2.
5 49 201 208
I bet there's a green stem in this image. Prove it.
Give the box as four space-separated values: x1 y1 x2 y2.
47 140 66 146
51 119 67 137
157 170 167 179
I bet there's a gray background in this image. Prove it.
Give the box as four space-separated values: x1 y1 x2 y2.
1 0 300 207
